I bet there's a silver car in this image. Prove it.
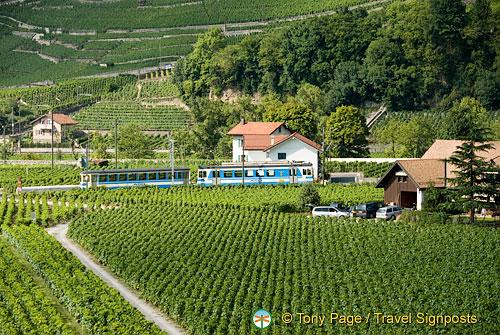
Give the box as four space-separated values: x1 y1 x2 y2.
312 206 350 218
376 206 403 220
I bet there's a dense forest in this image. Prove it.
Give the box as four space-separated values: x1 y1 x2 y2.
170 0 500 158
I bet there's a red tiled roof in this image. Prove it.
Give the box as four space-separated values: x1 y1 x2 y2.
243 134 289 150
46 113 78 125
227 122 284 135
263 132 322 152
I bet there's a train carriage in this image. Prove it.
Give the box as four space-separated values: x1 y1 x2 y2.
80 167 190 189
197 162 314 186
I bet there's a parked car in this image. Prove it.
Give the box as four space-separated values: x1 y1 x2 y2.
312 206 350 218
376 206 404 220
352 202 385 219
329 203 349 212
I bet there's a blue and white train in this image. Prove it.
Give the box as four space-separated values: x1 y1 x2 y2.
197 162 314 186
80 167 190 189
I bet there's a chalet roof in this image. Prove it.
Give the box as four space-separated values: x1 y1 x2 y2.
227 122 284 135
263 132 323 152
243 134 289 150
376 159 457 189
32 113 78 125
422 139 500 162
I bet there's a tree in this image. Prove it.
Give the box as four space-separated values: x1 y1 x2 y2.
298 183 320 210
289 83 325 117
326 105 369 157
117 123 154 159
90 132 110 159
397 115 435 157
448 140 500 223
263 102 317 140
326 61 366 109
440 97 488 141
374 119 401 158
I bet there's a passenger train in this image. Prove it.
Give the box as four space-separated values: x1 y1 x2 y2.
80 167 190 189
79 162 314 189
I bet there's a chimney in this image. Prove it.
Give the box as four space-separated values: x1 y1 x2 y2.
241 118 246 125
271 135 274 145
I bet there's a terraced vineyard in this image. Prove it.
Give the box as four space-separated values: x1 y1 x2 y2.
0 0 398 85
0 76 137 111
72 100 190 130
68 202 500 335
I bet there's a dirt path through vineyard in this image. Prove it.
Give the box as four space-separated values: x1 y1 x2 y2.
47 223 185 335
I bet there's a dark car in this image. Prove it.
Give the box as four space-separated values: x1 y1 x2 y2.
352 201 385 219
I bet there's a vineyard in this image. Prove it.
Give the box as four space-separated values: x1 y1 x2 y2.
326 161 393 178
0 75 137 112
72 101 190 130
0 165 80 193
0 240 83 335
68 203 500 335
1 224 164 334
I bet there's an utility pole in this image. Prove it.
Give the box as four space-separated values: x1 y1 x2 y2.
2 126 6 163
242 137 245 186
114 118 118 169
11 107 14 136
51 110 54 169
18 108 21 154
322 126 325 184
86 142 89 189
167 132 174 187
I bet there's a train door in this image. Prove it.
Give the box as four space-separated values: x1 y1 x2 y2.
289 168 298 184
212 169 221 185
89 175 98 187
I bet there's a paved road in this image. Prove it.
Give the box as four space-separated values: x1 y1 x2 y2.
46 223 185 335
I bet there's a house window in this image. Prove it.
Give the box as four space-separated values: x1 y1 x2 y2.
398 176 407 183
278 126 281 133
238 155 247 162
237 139 242 148
278 153 286 160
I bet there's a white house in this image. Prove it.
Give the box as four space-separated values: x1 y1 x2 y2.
226 120 322 178
32 113 78 143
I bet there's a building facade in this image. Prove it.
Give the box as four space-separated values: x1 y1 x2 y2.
32 114 78 143
227 120 322 178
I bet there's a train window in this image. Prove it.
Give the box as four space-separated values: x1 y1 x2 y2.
267 170 275 177
98 175 107 182
159 172 166 180
176 172 182 179
245 170 253 177
256 169 265 177
148 172 157 180
129 173 137 181
119 174 127 181
213 171 220 178
308 169 312 176
168 172 172 180
223 171 233 178
138 173 147 181
108 174 117 182
198 171 207 178
235 170 242 177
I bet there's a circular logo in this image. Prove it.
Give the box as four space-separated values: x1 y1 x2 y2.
252 309 272 329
